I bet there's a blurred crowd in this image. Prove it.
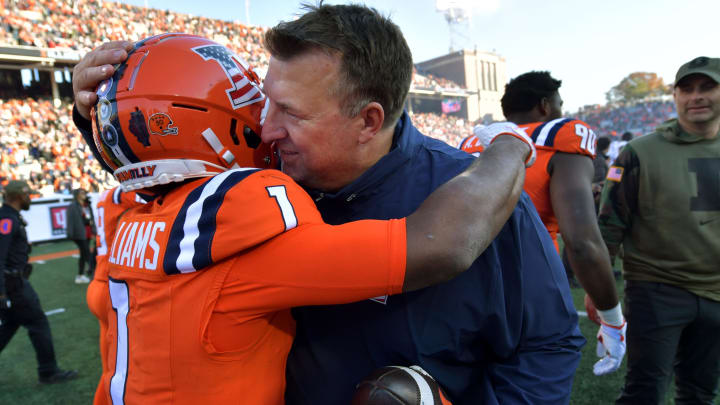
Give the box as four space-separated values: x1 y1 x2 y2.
0 98 116 196
1 0 270 71
1 0 469 90
412 68 466 91
410 112 473 146
576 99 676 138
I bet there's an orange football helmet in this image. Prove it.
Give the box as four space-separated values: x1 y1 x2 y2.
91 33 275 190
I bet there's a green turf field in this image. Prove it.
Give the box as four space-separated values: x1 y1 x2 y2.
0 241 717 404
0 241 101 404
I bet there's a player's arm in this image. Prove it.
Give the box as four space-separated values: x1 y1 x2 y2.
551 152 628 376
404 135 529 292
550 152 618 310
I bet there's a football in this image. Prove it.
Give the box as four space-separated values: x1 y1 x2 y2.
351 365 452 405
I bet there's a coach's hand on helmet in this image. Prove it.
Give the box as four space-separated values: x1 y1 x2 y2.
73 41 134 120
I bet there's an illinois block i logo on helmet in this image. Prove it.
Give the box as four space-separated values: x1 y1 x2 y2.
191 44 265 110
90 33 276 191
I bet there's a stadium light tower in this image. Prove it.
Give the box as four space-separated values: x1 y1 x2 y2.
436 0 473 53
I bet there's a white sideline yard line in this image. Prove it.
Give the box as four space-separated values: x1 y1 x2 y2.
34 260 46 264
45 308 66 316
577 311 588 317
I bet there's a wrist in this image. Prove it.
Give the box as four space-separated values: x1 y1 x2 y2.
490 132 536 167
598 302 624 327
72 104 93 130
491 133 536 167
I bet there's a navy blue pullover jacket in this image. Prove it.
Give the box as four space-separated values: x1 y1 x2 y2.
286 112 585 405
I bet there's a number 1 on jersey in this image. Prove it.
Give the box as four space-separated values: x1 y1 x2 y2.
267 186 298 231
109 279 130 405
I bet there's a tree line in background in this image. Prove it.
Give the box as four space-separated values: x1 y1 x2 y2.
606 72 670 103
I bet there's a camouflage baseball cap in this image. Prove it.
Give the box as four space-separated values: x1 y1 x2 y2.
3 180 33 196
675 56 720 86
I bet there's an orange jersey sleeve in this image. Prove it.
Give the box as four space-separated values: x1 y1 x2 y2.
208 169 325 266
518 118 597 158
217 218 406 315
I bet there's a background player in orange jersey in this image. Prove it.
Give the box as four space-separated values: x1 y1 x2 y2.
462 71 626 377
71 34 534 404
86 186 144 405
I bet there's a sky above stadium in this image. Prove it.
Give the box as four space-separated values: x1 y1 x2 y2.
118 0 719 113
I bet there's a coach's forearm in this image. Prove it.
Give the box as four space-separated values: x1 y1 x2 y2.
403 136 527 292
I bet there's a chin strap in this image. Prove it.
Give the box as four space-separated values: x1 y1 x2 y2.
201 128 240 169
115 159 252 191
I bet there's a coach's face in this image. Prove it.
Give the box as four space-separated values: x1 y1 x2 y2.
262 50 367 191
674 74 720 131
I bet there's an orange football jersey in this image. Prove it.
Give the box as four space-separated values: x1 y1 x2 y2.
103 168 406 405
462 118 596 250
87 186 145 405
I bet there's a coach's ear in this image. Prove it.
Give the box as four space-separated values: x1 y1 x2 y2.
357 102 385 145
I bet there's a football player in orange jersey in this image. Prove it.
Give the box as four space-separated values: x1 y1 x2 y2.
86 186 145 405
461 71 626 376
71 34 534 405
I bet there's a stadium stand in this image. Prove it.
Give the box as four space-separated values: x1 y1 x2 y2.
412 67 467 91
0 0 675 196
0 98 116 194
410 112 473 146
576 99 676 139
1 0 270 70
